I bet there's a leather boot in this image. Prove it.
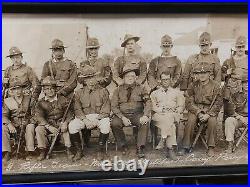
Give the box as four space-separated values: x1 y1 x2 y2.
71 133 83 162
26 151 35 161
2 152 10 163
207 147 215 157
66 147 74 161
137 146 145 158
168 148 177 161
37 149 46 161
226 141 233 154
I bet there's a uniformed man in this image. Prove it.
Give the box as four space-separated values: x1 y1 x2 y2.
221 36 248 121
180 61 223 156
224 73 248 153
113 34 147 86
78 37 112 88
2 80 35 163
111 69 151 158
150 72 185 160
41 39 77 98
180 32 221 91
68 68 111 161
34 76 74 161
3 46 41 109
148 34 182 91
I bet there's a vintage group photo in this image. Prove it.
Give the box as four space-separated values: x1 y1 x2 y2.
2 13 248 174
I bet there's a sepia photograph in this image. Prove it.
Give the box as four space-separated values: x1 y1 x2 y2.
2 12 248 178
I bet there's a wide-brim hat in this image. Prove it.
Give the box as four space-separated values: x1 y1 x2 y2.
193 61 212 73
121 34 140 47
121 68 140 78
41 76 57 86
235 36 247 47
49 39 67 49
199 32 212 45
6 46 23 58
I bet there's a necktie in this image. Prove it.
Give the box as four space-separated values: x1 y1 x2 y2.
127 86 133 102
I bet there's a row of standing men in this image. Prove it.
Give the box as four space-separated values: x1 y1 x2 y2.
2 32 248 163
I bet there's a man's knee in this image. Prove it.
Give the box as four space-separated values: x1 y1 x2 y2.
99 118 110 134
111 116 123 128
187 112 197 126
68 118 85 134
26 123 35 133
35 125 46 134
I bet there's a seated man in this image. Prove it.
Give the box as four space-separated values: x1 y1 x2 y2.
180 61 223 157
150 72 185 160
68 68 111 161
35 76 74 161
111 69 151 158
2 80 35 163
225 73 248 153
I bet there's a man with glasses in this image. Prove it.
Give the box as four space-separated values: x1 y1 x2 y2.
148 34 182 91
221 36 248 121
180 32 221 91
41 39 77 98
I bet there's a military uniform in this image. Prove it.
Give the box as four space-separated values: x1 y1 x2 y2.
221 36 248 120
41 39 77 97
78 38 112 88
180 32 221 91
224 74 248 153
34 76 73 160
148 35 182 90
111 69 151 152
2 81 35 161
113 34 147 85
3 47 41 104
151 87 185 148
182 62 223 154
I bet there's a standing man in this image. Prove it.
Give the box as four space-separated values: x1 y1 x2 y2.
34 76 74 161
41 39 77 98
150 72 185 160
111 69 151 158
224 74 248 153
113 34 147 86
68 68 111 161
180 61 223 156
148 34 182 91
3 46 41 110
2 80 35 163
221 36 248 121
78 37 112 88
180 32 221 91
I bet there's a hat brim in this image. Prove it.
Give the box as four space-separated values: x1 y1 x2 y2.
121 36 140 47
199 41 211 45
121 69 140 78
86 45 101 49
6 53 23 58
49 46 67 49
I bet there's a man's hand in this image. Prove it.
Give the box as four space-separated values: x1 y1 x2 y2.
236 115 248 125
199 114 210 123
8 123 17 134
83 118 96 129
48 126 59 135
140 116 150 125
122 116 131 127
60 122 68 133
227 68 233 75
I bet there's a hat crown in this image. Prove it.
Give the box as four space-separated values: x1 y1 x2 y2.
236 36 246 46
87 37 100 47
42 76 56 86
78 66 97 78
161 34 172 45
51 39 64 49
8 46 22 57
199 32 211 44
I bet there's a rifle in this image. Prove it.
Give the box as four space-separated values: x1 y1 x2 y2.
16 97 31 159
46 95 74 159
189 88 220 153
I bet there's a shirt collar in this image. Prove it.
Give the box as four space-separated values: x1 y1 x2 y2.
45 95 58 102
